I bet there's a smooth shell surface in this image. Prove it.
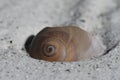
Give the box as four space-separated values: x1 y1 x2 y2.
27 26 104 62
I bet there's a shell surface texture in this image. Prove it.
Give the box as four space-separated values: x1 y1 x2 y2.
26 26 104 62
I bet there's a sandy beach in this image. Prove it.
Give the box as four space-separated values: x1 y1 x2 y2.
0 0 120 80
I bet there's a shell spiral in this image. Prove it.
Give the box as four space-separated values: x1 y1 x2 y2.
27 26 105 62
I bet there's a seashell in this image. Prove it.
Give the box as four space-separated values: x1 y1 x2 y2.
25 26 105 62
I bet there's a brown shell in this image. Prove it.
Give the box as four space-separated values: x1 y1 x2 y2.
27 26 103 62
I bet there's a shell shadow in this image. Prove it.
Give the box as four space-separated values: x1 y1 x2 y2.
24 35 35 53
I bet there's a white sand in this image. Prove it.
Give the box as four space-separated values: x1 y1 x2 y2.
0 0 120 80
